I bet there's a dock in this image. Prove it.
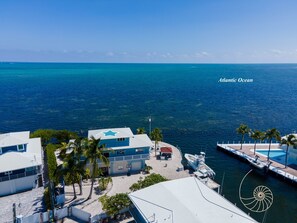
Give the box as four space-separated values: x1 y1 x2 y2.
217 143 297 185
194 171 221 192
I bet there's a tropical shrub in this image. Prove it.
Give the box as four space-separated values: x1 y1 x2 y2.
144 165 153 174
43 186 52 210
99 193 131 216
46 144 58 184
98 177 112 191
30 129 78 146
129 173 167 192
31 129 56 146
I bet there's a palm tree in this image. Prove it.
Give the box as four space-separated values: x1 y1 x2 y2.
136 127 146 134
150 128 163 157
264 128 281 161
71 138 87 195
55 152 85 199
236 124 250 150
85 136 109 200
250 130 265 155
280 134 297 168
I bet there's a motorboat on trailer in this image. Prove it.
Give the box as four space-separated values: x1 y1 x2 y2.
185 152 216 179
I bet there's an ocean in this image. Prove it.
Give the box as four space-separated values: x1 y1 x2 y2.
0 62 297 222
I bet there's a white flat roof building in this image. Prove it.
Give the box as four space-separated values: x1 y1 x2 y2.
88 127 134 140
0 131 42 196
0 134 42 172
129 177 257 223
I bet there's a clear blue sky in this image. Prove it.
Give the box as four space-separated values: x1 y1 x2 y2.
1 0 297 63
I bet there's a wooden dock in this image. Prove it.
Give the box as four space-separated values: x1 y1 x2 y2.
217 143 297 185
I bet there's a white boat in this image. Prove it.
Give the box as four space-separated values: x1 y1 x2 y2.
246 155 266 170
185 152 216 179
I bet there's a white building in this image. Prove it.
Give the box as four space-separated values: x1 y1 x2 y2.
0 131 42 196
88 128 153 175
129 177 257 223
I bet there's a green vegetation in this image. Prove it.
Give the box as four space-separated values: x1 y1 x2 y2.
280 134 297 168
30 129 78 146
85 168 91 180
129 173 167 192
150 128 163 156
54 129 78 144
144 165 153 174
98 177 112 191
31 129 56 146
43 187 52 210
99 193 131 216
55 150 86 199
136 127 146 134
85 136 109 200
46 144 58 184
236 124 250 150
264 128 281 161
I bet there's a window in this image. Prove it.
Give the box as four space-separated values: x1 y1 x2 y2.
117 138 125 142
117 150 125 155
118 166 123 170
25 167 34 171
0 147 2 154
136 149 144 153
17 144 24 151
5 171 12 175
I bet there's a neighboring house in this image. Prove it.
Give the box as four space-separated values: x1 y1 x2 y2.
129 177 257 223
88 128 153 175
0 131 42 196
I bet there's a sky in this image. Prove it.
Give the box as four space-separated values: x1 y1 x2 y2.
1 0 297 63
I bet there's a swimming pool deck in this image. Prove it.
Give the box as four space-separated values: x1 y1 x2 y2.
217 143 297 184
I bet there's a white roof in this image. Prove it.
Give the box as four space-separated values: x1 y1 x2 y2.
281 133 297 139
0 131 30 147
0 134 42 173
129 177 257 223
88 128 134 140
105 134 153 150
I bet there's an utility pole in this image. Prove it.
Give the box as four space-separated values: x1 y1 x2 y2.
149 116 152 137
13 203 16 223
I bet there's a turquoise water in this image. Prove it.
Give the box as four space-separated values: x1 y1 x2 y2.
0 63 297 222
256 149 286 158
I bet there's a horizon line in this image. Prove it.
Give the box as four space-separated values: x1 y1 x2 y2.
1 61 297 65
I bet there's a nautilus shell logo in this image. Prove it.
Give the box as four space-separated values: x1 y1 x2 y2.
239 170 273 213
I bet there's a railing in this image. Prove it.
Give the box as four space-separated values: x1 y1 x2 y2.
0 169 39 182
98 153 150 163
217 141 280 145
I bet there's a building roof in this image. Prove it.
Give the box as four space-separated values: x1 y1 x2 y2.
0 133 42 173
129 177 257 223
88 128 134 140
0 131 29 147
104 134 153 150
160 147 172 153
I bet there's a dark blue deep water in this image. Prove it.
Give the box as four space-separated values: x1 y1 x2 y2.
0 63 297 222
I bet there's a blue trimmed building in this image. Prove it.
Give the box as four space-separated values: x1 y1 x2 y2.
0 131 42 196
88 128 152 175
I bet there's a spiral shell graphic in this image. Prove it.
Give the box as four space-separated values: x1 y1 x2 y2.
239 170 273 213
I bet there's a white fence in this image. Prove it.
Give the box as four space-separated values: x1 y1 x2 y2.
17 206 129 223
18 206 90 223
72 207 91 222
56 207 68 219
